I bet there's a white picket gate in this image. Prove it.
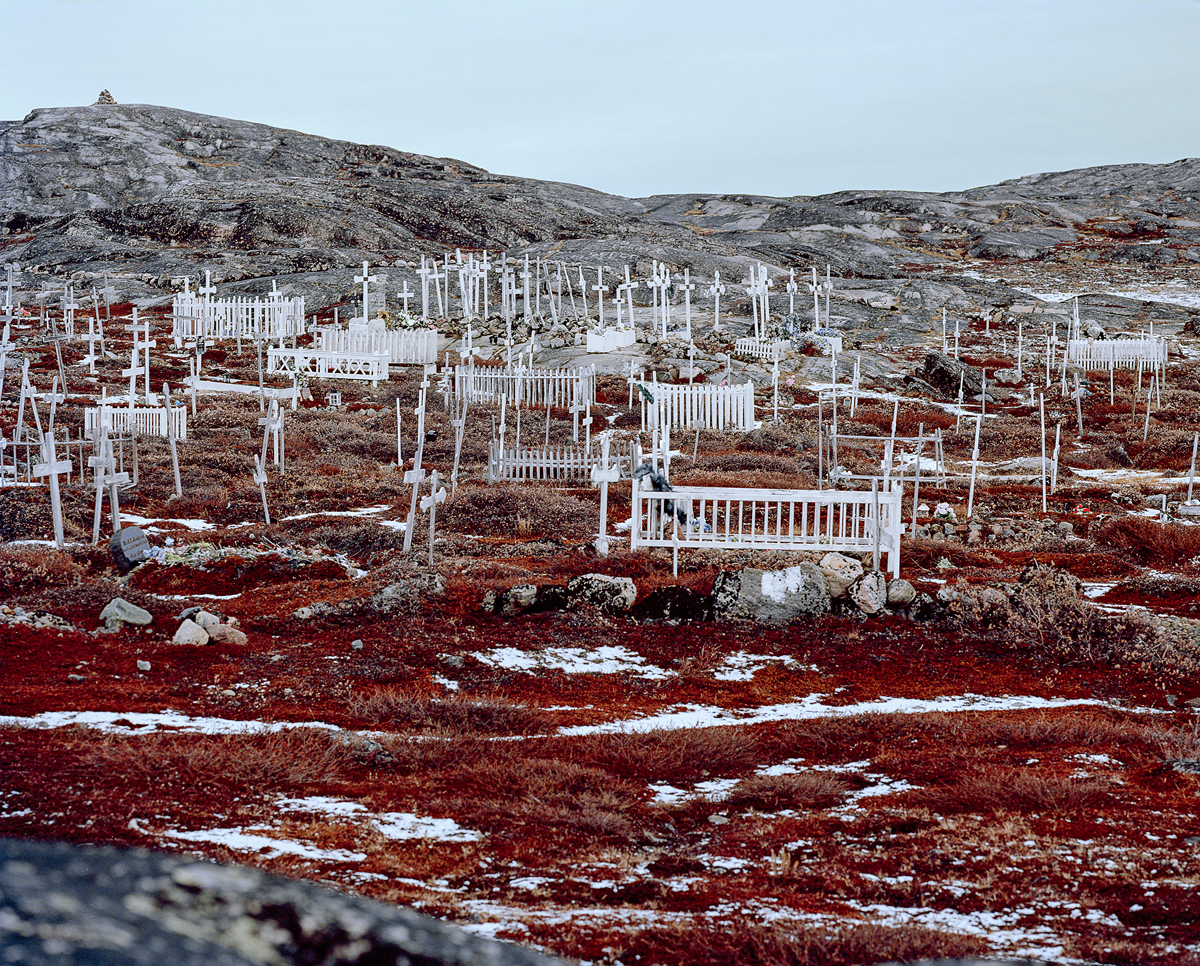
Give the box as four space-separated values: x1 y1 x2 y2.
172 294 306 347
641 380 756 432
453 364 596 409
84 405 188 440
488 440 638 483
266 348 389 385
1067 336 1166 371
314 325 439 365
630 479 902 578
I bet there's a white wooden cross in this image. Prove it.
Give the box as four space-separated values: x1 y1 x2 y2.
253 454 271 525
569 378 586 442
418 256 432 320
89 425 127 544
123 309 155 405
520 256 533 324
787 269 797 315
759 264 773 322
590 431 622 556
2 263 18 319
450 394 468 494
259 396 285 472
399 278 413 315
419 469 447 565
33 430 73 548
680 269 695 341
62 284 80 339
592 267 608 328
402 386 430 553
808 267 822 330
622 265 638 324
821 264 833 324
745 265 760 339
660 266 672 337
355 260 378 322
708 271 725 333
14 360 34 443
428 258 446 318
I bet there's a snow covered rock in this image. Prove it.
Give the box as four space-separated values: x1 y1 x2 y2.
711 564 829 622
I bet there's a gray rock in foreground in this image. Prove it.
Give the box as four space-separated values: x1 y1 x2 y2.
0 837 564 966
711 563 830 622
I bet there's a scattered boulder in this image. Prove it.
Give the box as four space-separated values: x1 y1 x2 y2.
711 563 829 622
993 367 1022 385
566 574 637 613
850 571 888 615
172 618 209 646
921 351 984 399
0 837 565 966
194 610 221 631
370 573 445 613
886 578 917 607
819 552 863 599
99 598 152 631
206 623 248 646
498 583 538 617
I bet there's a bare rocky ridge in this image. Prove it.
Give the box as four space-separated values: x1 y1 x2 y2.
4 103 1200 342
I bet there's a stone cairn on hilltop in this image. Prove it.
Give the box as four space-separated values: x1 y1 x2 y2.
94 89 116 105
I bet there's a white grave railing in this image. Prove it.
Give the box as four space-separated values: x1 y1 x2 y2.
172 294 306 346
84 405 188 440
630 479 903 578
488 440 638 483
453 364 596 409
642 380 756 432
1067 336 1166 371
314 325 439 365
586 327 635 353
735 337 790 361
266 348 389 385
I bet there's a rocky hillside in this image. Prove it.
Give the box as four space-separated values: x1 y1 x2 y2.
3 102 1200 314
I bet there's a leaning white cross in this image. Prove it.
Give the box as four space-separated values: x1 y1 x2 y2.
89 424 129 544
419 469 447 565
259 397 285 473
33 430 73 548
402 386 430 553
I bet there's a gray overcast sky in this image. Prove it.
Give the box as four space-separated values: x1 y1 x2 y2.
3 0 1197 199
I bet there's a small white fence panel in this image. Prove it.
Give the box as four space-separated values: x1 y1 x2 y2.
453 364 596 409
314 325 439 365
1067 337 1166 371
488 440 638 483
172 294 306 346
630 480 902 578
735 337 790 361
642 381 756 432
84 405 188 440
267 348 389 385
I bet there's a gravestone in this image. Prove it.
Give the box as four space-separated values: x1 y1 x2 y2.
110 526 152 571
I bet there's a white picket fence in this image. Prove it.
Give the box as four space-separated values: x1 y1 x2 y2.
1067 336 1166 371
453 363 596 409
630 479 902 578
266 348 389 385
84 405 188 440
171 294 306 347
640 380 756 432
314 325 439 365
488 439 638 483
735 337 790 361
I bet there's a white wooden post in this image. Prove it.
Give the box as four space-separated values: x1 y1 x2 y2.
787 269 797 315
680 269 695 340
253 454 270 525
967 414 982 518
163 383 182 498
